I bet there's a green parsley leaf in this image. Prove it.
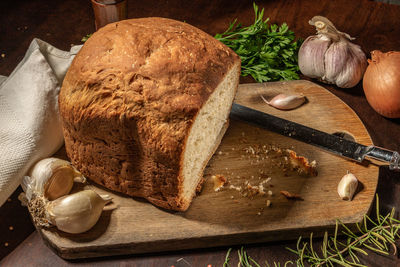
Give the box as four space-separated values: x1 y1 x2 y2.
81 34 93 43
215 3 302 82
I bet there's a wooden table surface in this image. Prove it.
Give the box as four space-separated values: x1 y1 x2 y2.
1 0 399 266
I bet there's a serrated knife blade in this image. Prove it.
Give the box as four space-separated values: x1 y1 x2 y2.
230 103 400 170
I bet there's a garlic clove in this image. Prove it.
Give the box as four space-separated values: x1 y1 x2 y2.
44 165 75 201
299 35 331 78
337 172 358 201
324 41 367 88
261 93 306 110
322 41 348 84
73 176 86 183
100 194 113 204
46 190 110 234
23 158 86 201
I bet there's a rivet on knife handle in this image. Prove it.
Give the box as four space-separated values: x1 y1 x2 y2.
390 151 400 170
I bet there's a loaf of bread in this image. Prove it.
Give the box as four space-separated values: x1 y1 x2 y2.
59 18 240 211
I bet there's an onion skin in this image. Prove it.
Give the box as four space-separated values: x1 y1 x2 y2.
363 50 400 118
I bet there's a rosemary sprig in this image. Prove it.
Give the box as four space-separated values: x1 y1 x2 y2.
215 3 301 82
224 195 400 266
223 248 232 267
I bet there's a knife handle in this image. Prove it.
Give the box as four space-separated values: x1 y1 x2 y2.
389 151 400 171
365 146 400 171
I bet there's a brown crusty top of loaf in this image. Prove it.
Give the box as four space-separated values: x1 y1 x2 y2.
59 17 240 210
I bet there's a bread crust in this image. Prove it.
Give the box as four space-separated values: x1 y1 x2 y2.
59 18 240 211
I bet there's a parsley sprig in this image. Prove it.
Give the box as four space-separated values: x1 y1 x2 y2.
81 34 92 42
215 3 301 82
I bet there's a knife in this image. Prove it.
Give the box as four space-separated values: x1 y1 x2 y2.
230 103 400 170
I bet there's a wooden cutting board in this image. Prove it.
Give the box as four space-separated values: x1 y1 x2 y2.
41 80 378 259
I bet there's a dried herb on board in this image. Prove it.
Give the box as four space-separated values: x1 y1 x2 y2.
215 3 302 82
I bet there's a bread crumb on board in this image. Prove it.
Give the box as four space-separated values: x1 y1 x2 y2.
212 141 317 209
229 184 242 191
280 190 303 200
227 178 272 198
287 149 318 176
211 174 227 192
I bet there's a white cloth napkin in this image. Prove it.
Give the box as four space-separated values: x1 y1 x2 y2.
0 39 81 207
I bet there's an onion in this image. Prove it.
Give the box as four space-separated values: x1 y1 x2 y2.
363 50 400 118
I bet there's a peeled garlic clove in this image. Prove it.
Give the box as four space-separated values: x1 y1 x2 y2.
23 158 86 201
337 172 358 201
298 35 331 78
46 190 109 234
261 93 306 110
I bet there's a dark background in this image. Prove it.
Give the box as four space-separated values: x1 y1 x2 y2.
1 0 400 265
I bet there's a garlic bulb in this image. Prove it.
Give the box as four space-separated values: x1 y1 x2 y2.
46 190 111 234
337 172 358 201
298 16 367 88
22 158 86 201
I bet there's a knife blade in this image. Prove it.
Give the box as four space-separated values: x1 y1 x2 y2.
230 103 400 170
